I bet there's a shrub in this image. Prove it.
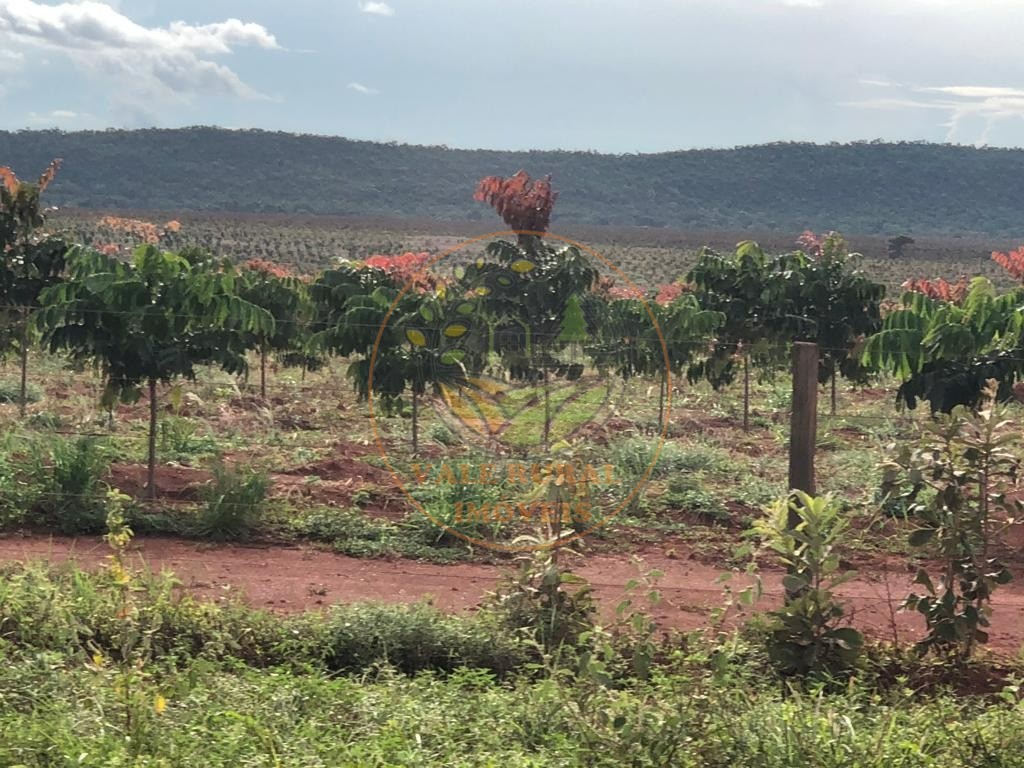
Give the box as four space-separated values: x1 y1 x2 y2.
661 475 730 523
749 492 863 679
881 379 1019 661
608 437 697 481
405 480 509 546
158 415 217 462
0 435 113 535
320 602 528 675
427 421 458 446
33 436 111 534
0 561 528 675
0 379 41 404
193 460 270 540
483 551 596 653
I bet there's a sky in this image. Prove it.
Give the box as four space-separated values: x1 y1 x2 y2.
1 0 1024 152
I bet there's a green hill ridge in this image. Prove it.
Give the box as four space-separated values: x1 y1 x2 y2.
2 127 1022 236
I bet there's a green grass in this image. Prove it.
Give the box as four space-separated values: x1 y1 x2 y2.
288 506 472 563
5 656 1024 767
1 562 1023 767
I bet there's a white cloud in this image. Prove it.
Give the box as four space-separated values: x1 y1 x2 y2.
845 78 1024 145
858 78 896 88
348 82 378 95
841 97 952 110
359 2 395 16
0 0 280 105
921 86 1024 99
27 108 80 123
778 0 824 7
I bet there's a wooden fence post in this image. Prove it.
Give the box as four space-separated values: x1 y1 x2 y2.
788 341 818 509
785 341 819 603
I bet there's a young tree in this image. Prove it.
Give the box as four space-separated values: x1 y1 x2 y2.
658 293 725 428
862 277 1024 413
310 261 418 411
310 259 472 454
887 235 915 260
237 259 314 399
454 238 600 449
687 241 789 430
0 160 68 415
590 291 723 431
776 233 885 415
37 245 274 498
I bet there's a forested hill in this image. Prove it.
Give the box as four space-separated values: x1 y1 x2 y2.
2 127 1024 236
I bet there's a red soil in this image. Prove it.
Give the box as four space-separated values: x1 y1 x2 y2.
105 441 401 516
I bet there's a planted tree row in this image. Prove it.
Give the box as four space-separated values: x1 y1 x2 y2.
9 162 1024 502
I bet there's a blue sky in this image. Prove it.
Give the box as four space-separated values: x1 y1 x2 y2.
2 0 1024 152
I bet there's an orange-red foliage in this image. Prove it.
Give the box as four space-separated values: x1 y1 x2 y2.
364 252 441 293
901 276 970 304
654 282 691 305
36 159 62 193
600 279 689 305
473 170 557 233
242 258 293 278
0 158 62 196
992 247 1024 281
797 230 823 258
605 284 645 301
0 168 18 196
97 216 182 246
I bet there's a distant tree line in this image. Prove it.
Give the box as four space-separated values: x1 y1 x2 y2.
4 129 1024 236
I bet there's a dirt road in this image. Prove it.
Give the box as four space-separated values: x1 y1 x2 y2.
2 535 1024 652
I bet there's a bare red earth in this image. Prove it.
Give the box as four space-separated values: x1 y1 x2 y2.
3 536 1024 653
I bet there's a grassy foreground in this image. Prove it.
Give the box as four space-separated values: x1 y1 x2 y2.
0 562 1023 767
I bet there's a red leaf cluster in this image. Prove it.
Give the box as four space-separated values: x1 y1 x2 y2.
97 216 182 246
797 230 823 258
0 168 15 196
992 247 1024 281
901 276 970 304
599 279 690 305
0 158 61 195
243 258 293 278
605 284 645 301
364 252 441 293
36 159 62 193
473 170 557 233
654 282 691 305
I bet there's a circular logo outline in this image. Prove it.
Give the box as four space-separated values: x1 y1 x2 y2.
367 230 671 552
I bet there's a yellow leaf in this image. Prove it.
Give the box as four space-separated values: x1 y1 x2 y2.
154 694 167 714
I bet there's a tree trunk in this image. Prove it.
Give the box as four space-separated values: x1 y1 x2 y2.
18 317 28 418
147 377 158 500
260 347 267 400
742 353 751 432
543 367 551 451
412 388 419 457
830 369 837 417
658 370 666 432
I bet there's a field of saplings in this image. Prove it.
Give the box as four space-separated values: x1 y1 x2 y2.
2 165 1024 765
